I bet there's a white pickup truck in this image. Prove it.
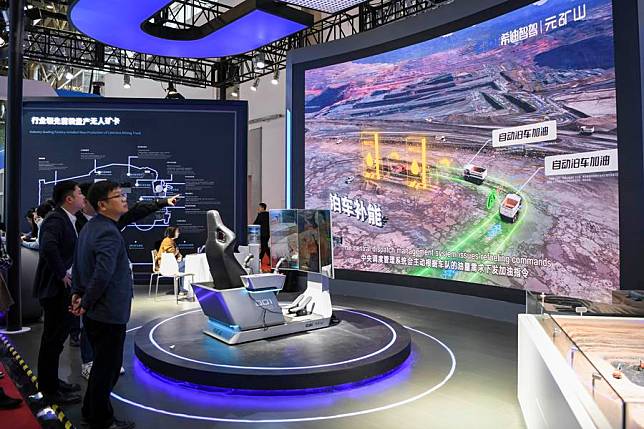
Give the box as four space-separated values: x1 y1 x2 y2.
463 164 488 185
579 126 595 136
499 193 522 223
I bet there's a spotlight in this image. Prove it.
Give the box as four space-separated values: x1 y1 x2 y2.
46 3 54 10
250 77 260 91
271 70 280 85
165 81 185 99
254 53 266 69
231 85 239 98
123 75 131 89
65 71 74 80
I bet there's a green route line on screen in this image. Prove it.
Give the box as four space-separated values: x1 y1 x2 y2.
406 165 526 279
464 197 529 284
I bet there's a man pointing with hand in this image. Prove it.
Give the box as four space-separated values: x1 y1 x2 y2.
70 181 136 429
73 182 181 381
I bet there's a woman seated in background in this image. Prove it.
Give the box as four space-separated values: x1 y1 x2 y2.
156 226 187 294
21 208 37 241
21 201 55 250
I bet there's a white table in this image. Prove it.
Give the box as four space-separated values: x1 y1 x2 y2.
185 248 253 292
185 253 213 290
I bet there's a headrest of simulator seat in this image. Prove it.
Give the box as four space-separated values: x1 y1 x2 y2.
205 210 248 290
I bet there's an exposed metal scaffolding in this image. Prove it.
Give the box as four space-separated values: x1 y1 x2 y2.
146 0 231 29
225 0 453 85
23 26 218 87
0 0 454 89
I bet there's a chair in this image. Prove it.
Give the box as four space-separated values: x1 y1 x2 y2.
148 250 160 296
155 253 196 303
205 210 246 289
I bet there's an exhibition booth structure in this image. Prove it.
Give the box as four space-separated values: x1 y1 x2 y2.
3 0 644 427
284 0 644 427
20 98 248 284
15 95 412 394
288 0 629 305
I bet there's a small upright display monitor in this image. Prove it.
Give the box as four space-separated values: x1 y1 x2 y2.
269 209 299 270
269 209 333 276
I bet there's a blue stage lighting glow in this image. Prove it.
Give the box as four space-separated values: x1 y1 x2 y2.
69 0 312 58
132 353 413 397
112 325 456 423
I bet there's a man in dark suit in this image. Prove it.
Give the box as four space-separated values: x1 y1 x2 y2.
74 181 181 379
252 202 270 261
34 180 86 404
70 181 135 429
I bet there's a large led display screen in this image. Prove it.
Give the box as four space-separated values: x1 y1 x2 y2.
304 0 618 301
21 100 246 280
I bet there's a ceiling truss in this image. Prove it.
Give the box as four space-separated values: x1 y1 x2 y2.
225 0 453 86
0 0 454 89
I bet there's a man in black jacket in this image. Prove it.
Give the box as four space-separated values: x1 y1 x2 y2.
74 182 180 379
34 180 86 404
71 181 135 429
252 203 270 261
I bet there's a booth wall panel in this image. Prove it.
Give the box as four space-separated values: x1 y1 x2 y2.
331 278 524 324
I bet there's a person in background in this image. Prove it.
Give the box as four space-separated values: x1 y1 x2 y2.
74 182 181 379
21 208 39 250
155 226 188 294
39 199 56 217
33 180 86 405
253 203 270 262
21 201 56 250
70 181 135 429
21 208 37 241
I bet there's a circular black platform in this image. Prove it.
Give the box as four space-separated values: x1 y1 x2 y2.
134 309 411 390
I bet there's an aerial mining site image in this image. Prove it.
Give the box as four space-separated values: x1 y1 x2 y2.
304 0 619 301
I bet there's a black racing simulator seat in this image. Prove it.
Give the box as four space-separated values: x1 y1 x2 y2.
192 210 332 344
204 210 246 290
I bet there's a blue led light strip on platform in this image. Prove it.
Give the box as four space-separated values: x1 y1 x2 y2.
69 0 312 58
